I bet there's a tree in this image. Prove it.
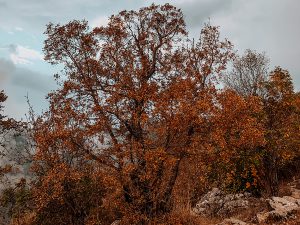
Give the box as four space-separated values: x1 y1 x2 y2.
32 3 234 223
209 90 265 194
224 49 269 97
224 56 300 196
262 67 300 195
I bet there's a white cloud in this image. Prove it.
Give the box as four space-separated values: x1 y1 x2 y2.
8 45 43 65
0 58 56 120
15 27 23 31
90 16 109 28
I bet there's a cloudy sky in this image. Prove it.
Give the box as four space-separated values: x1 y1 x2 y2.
0 0 299 120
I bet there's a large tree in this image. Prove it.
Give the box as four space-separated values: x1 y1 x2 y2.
31 3 234 223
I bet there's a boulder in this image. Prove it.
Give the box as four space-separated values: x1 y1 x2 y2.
111 220 121 225
256 196 300 223
218 218 248 225
268 196 299 212
282 196 300 205
256 211 269 224
192 188 249 217
291 188 300 199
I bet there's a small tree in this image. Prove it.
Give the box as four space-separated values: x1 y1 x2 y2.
262 67 300 195
209 90 265 194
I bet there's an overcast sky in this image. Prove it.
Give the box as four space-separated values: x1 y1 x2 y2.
0 0 299 120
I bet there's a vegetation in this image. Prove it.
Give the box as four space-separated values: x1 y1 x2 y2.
0 3 300 224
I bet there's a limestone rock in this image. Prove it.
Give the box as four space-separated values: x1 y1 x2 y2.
218 218 248 225
256 196 300 223
282 196 300 205
256 211 269 224
291 188 300 199
192 188 249 217
257 210 284 223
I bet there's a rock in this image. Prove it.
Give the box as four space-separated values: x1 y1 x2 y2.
257 210 285 223
291 188 300 199
288 179 300 189
282 196 300 205
192 188 249 217
256 211 270 224
218 218 248 225
268 196 299 212
243 192 251 198
256 196 300 223
295 181 300 189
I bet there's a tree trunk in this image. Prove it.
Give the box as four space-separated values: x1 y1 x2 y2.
264 154 279 196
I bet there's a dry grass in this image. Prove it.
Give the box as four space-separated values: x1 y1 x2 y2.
10 212 35 225
277 180 293 197
227 197 269 224
154 206 221 225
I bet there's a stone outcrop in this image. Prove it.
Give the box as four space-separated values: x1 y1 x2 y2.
0 128 33 190
193 188 250 217
218 218 249 225
256 196 300 223
256 180 300 223
193 180 300 224
111 220 121 225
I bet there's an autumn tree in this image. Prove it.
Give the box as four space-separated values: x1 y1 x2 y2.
262 67 300 195
223 49 300 195
31 3 234 223
207 90 266 194
224 51 300 195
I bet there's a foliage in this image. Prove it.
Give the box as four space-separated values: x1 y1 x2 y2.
261 67 300 195
207 90 265 194
224 50 300 195
1 3 300 224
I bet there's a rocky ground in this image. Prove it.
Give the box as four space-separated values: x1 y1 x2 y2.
191 179 300 224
